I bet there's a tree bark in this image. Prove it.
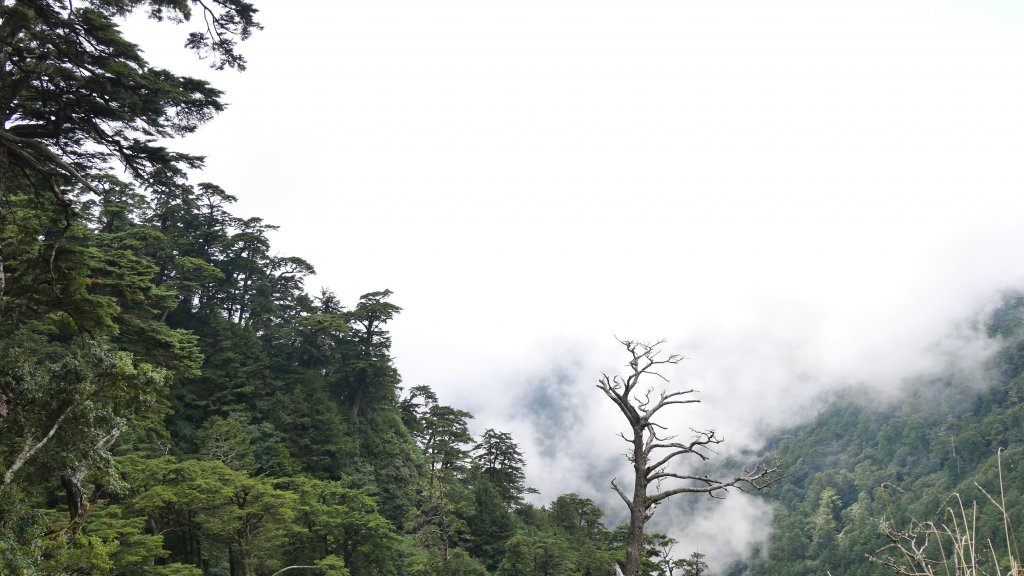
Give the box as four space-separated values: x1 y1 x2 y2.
60 472 85 522
60 428 120 535
2 400 76 487
625 428 647 576
229 544 239 576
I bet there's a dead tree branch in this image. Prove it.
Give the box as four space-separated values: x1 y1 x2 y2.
597 338 779 576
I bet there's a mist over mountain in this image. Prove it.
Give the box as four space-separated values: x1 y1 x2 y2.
462 289 1019 573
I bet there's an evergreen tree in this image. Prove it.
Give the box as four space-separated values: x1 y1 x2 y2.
473 428 530 509
674 552 708 576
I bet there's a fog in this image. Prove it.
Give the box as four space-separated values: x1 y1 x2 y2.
122 0 1024 570
446 282 1010 570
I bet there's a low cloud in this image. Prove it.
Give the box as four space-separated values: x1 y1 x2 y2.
440 286 1015 573
651 493 776 572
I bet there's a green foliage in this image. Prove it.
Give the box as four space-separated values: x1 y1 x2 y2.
496 534 576 576
419 404 474 477
0 338 168 488
276 476 401 576
0 485 47 575
400 384 440 440
674 552 709 576
126 456 298 574
549 494 605 538
465 473 516 569
268 376 354 479
473 429 531 509
357 407 421 523
197 416 257 473
739 295 1024 576
338 290 403 420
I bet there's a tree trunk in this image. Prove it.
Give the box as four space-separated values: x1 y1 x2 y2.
350 378 364 420
229 544 239 576
60 472 86 522
625 430 648 576
600 340 779 576
2 401 76 487
625 505 647 576
440 474 452 576
189 510 202 567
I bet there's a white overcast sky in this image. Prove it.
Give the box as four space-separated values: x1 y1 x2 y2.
130 0 1024 567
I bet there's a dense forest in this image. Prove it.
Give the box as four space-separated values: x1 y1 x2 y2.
2 2 1024 576
728 295 1024 576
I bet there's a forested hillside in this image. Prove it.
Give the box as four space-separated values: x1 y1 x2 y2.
0 3 692 575
731 296 1024 576
4 3 1024 576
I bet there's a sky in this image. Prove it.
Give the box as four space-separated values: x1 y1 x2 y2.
128 0 1024 569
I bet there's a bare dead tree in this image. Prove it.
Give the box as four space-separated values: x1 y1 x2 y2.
598 338 780 576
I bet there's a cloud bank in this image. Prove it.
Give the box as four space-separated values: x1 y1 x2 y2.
435 281 1014 571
